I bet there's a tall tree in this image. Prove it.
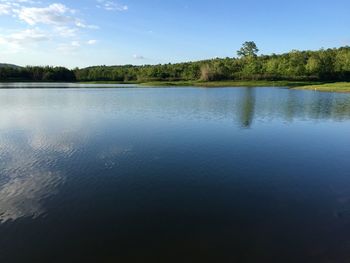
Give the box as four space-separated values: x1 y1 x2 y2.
237 41 259 58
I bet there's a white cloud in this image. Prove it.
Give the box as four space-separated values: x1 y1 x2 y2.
75 20 99 29
0 2 97 32
97 0 128 11
71 40 80 47
87 39 97 45
57 39 99 53
0 28 49 53
0 28 49 50
0 0 45 17
57 40 81 53
0 1 100 55
0 1 97 30
0 3 11 15
55 26 78 37
0 0 39 4
133 54 145 60
16 3 75 26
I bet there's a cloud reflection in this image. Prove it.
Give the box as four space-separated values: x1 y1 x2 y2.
0 106 89 223
1 87 350 223
0 128 68 223
0 171 63 223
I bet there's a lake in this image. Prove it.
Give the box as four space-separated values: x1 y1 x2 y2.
1 85 350 263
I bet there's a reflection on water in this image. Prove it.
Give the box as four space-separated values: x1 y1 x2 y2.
1 87 350 125
238 88 256 128
0 87 350 262
0 128 73 222
0 170 63 222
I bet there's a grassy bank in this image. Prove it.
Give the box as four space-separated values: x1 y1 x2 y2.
294 82 350 93
77 81 139 84
80 80 322 87
140 80 323 87
6 80 350 92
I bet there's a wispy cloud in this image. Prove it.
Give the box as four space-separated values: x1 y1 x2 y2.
75 21 99 29
87 39 97 45
0 28 49 51
96 0 128 11
0 0 39 4
0 1 98 53
133 54 145 60
57 40 97 53
0 3 11 15
55 26 78 38
16 3 75 26
57 41 81 53
14 3 97 29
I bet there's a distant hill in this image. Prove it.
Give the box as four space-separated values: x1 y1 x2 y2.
0 63 21 69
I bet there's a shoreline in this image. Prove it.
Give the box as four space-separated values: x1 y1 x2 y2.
0 80 350 92
79 80 321 87
293 82 350 93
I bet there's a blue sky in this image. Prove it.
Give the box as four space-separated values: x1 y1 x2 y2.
0 0 349 68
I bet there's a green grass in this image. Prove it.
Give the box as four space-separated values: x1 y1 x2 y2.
78 81 139 84
138 80 321 87
294 82 350 93
76 80 350 92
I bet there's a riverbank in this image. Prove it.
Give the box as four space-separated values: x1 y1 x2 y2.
141 80 321 87
80 80 322 88
294 82 350 93
86 80 350 92
2 80 350 92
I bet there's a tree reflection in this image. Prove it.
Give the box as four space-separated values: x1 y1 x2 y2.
238 88 256 128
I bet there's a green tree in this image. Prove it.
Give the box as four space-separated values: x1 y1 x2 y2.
237 41 259 58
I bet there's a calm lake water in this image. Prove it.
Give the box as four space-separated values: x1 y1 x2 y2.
1 85 350 263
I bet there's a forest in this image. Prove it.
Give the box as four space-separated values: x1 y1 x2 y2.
1 43 350 83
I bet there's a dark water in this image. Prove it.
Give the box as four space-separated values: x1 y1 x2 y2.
1 86 350 263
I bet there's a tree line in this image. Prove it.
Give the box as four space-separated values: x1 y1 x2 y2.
0 66 76 82
1 43 350 82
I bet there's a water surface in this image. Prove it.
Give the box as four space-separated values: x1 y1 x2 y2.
1 86 350 262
